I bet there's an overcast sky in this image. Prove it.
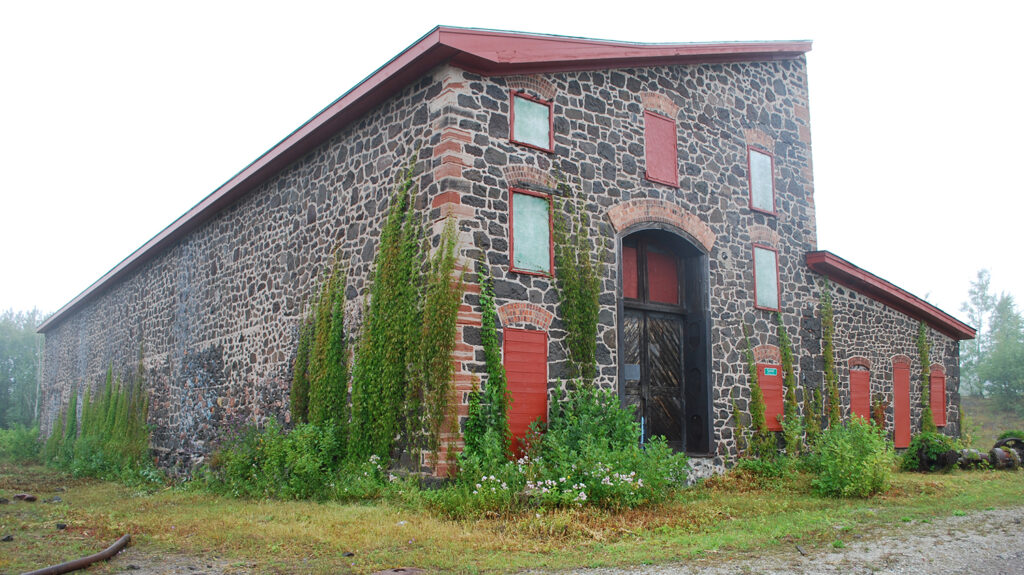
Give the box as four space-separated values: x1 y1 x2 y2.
1 1 1020 327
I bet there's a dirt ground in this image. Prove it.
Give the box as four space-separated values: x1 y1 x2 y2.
17 506 1020 575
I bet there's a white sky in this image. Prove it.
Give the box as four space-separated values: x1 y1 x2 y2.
1 0 1021 327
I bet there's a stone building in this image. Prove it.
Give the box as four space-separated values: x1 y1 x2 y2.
37 27 974 476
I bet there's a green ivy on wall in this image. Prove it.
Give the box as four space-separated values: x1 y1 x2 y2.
820 278 842 429
777 312 803 456
917 321 937 434
552 181 601 383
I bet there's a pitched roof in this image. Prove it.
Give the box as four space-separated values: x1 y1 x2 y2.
38 26 811 333
806 250 976 341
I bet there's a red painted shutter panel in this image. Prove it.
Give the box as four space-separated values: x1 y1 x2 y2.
931 370 947 427
758 364 784 432
850 370 871 421
623 245 638 299
646 248 678 305
893 364 911 448
644 111 678 186
504 329 548 453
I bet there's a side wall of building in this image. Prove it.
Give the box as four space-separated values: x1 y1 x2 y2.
40 68 454 472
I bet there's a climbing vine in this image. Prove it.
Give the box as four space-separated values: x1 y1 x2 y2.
820 278 842 429
349 159 424 462
552 180 602 383
289 314 314 425
917 321 936 433
415 217 465 462
462 259 510 472
777 313 803 456
743 324 774 457
308 262 349 435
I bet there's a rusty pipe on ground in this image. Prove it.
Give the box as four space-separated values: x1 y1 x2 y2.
21 533 131 575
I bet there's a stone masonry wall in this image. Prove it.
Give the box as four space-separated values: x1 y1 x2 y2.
39 67 462 473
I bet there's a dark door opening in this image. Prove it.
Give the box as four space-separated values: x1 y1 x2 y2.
619 230 712 455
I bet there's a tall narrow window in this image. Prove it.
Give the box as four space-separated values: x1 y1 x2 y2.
893 359 911 448
850 367 871 420
930 366 947 427
758 363 784 431
510 91 553 152
748 147 776 214
644 110 678 186
753 244 780 311
510 188 553 275
504 328 548 455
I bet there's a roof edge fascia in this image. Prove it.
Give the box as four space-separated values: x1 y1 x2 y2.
806 250 975 341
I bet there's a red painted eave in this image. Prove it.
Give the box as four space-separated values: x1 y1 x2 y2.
37 27 810 333
806 251 976 341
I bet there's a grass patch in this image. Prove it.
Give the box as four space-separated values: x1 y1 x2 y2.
962 395 1024 450
1 461 1021 574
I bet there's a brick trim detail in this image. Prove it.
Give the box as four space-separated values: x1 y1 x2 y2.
748 224 780 247
607 199 716 253
891 354 912 368
507 75 556 100
753 344 781 365
497 302 554 331
848 355 871 370
744 128 773 150
929 363 946 374
503 165 557 191
640 91 681 118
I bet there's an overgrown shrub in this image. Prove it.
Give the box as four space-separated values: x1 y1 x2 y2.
0 424 40 463
811 417 892 498
900 432 958 472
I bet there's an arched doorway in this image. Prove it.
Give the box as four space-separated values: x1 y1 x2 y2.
618 228 712 455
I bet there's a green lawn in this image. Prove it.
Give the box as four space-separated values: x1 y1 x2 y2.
2 461 1021 574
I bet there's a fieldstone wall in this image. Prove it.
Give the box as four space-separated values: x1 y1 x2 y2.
40 69 451 473
40 50 962 477
811 280 962 438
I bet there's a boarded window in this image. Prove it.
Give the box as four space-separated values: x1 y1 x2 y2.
931 367 947 427
758 363 784 432
504 328 548 454
644 111 678 186
511 93 552 150
646 245 679 305
749 147 775 213
850 368 871 421
511 190 551 275
893 362 911 448
753 245 780 310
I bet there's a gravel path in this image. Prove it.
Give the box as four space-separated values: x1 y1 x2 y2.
528 507 1024 575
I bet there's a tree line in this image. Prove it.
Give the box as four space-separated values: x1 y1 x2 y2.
959 269 1024 412
0 308 44 428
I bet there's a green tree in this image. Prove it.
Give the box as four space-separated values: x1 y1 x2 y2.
0 308 44 428
960 270 995 396
978 293 1024 411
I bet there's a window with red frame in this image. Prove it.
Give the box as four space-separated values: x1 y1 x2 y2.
850 367 871 420
510 91 553 151
510 189 553 275
504 328 548 455
748 146 776 214
753 245 780 311
644 110 678 186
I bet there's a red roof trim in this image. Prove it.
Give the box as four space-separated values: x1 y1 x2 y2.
806 250 975 341
39 27 810 333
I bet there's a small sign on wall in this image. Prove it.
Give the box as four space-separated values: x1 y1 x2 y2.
763 367 778 376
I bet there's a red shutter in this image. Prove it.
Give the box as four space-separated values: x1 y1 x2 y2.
644 111 678 186
850 369 871 421
646 248 678 305
504 329 548 453
893 363 911 448
623 245 638 299
931 368 947 427
758 363 784 432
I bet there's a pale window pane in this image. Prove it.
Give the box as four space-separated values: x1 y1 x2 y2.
514 96 550 149
749 149 774 212
754 246 779 309
512 192 551 273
